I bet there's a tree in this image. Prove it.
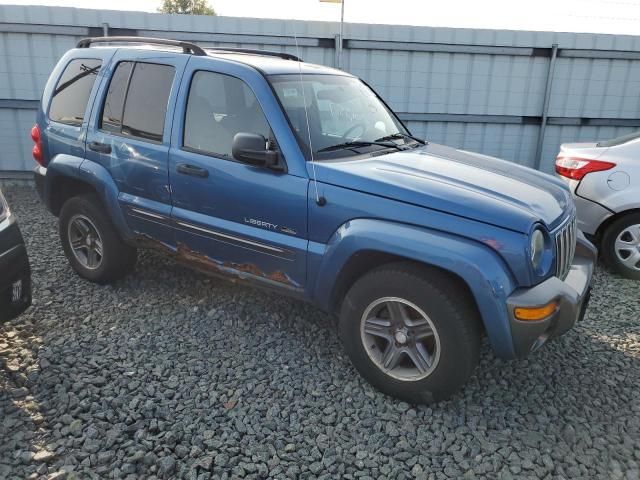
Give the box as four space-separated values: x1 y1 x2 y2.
158 0 216 15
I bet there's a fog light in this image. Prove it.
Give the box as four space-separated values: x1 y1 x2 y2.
514 301 558 321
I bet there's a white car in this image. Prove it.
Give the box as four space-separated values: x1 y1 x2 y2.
556 131 640 279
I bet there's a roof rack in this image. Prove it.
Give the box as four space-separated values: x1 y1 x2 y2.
206 47 302 62
76 37 303 62
76 36 207 56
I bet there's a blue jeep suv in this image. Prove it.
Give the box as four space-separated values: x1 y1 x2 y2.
34 37 596 403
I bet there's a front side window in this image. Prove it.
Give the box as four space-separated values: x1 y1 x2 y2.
48 58 102 126
183 71 272 159
100 62 175 143
269 74 409 160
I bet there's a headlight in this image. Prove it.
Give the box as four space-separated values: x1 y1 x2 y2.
529 228 546 273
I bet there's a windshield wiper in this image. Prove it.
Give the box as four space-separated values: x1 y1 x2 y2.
376 132 426 145
317 140 404 153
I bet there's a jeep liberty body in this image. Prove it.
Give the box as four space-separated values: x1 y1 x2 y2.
34 37 596 403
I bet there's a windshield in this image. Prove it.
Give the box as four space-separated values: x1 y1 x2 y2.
269 74 411 159
597 129 640 147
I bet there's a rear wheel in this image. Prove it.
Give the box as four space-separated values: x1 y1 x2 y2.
339 263 481 404
59 194 137 284
601 212 640 280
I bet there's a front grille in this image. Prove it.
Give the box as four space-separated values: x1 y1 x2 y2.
555 216 577 280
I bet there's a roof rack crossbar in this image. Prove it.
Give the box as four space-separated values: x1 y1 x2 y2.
76 36 207 56
206 47 302 62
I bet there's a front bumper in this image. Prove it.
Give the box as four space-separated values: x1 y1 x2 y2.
0 215 32 322
507 231 596 357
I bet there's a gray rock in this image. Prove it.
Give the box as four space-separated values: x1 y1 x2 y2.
97 451 115 465
33 450 56 463
143 452 158 466
121 463 136 474
158 456 176 478
60 414 74 425
68 419 82 436
2 186 639 480
197 455 213 471
563 425 577 444
175 445 189 459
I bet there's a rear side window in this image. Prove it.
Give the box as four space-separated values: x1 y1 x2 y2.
100 62 175 143
183 71 271 158
48 58 102 126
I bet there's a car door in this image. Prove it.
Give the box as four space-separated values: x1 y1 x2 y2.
85 51 188 247
168 59 308 292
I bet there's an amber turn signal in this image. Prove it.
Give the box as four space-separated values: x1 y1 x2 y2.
514 301 558 321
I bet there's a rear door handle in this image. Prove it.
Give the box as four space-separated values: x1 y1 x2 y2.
176 163 209 178
88 141 112 154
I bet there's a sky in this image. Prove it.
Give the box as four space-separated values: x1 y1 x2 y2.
2 0 640 35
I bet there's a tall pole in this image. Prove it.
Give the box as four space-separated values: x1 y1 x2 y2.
338 0 345 68
535 43 558 170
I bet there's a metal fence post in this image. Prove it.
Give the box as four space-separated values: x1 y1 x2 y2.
338 0 344 69
535 43 558 169
102 22 109 36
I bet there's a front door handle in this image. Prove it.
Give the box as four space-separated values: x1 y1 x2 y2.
88 141 112 154
176 163 209 178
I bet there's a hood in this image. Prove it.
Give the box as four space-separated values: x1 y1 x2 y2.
313 143 573 233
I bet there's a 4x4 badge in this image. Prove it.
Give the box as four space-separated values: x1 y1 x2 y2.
280 226 297 235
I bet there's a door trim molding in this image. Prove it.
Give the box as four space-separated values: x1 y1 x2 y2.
123 204 295 260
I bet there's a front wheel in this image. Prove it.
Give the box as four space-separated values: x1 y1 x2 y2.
339 263 481 404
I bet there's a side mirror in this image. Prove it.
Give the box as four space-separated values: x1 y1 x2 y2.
232 133 283 171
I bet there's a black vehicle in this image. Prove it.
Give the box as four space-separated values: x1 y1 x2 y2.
0 187 31 322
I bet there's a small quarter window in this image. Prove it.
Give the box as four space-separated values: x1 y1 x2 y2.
48 58 102 126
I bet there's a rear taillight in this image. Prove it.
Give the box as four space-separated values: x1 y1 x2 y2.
31 124 43 165
555 156 616 181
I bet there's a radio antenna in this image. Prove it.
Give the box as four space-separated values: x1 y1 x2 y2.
292 29 324 206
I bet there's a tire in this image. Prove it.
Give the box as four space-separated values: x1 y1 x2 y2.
339 262 481 404
600 212 640 280
59 194 137 284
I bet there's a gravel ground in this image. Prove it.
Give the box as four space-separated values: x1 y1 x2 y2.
1 185 639 480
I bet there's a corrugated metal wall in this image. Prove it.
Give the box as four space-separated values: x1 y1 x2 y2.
1 4 640 175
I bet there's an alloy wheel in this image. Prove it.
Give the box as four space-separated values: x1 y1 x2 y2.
360 297 441 381
68 214 104 270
